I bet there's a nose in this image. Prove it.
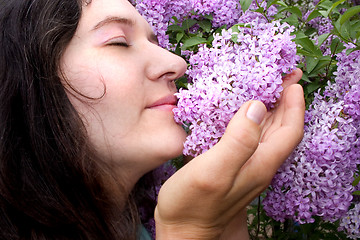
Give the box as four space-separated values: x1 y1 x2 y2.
145 44 187 83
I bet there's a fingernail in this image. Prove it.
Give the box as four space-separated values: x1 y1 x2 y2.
246 101 266 125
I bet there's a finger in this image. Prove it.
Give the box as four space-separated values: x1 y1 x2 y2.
261 68 303 138
257 84 305 170
282 68 303 89
230 84 305 197
261 82 298 142
187 100 267 192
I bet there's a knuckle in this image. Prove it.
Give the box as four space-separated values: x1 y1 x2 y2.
225 126 260 153
190 168 231 195
193 172 223 193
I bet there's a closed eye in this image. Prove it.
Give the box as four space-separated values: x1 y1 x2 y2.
105 36 130 47
107 42 130 47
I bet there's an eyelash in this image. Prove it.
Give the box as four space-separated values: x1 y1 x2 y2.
108 42 130 47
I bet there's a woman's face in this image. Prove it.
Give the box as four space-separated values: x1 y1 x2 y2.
60 0 187 183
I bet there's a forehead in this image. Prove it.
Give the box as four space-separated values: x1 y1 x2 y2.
79 0 147 31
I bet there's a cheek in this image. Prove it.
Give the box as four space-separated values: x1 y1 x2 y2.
61 52 107 99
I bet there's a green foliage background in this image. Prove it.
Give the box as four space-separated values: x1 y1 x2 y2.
169 0 360 239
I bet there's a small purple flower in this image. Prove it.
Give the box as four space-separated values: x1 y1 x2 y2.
339 203 360 239
263 46 360 230
174 18 298 157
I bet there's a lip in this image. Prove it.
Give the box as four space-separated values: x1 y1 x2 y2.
146 94 177 110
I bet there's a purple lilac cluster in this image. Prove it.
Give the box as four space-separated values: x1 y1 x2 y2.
134 0 277 49
339 203 360 239
138 163 177 238
134 0 191 48
263 47 360 231
174 18 298 157
334 45 360 122
302 6 333 54
191 0 242 28
308 16 333 36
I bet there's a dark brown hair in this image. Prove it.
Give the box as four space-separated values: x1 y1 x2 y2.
0 0 139 239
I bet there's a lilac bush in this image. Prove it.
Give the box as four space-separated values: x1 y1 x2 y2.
134 0 192 48
174 18 298 156
263 44 360 234
134 0 277 49
135 0 360 238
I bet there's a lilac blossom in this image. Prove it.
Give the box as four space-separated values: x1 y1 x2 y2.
263 47 360 227
339 203 360 239
302 8 334 54
138 163 177 239
308 16 333 36
134 0 277 49
134 0 191 48
174 18 298 157
134 0 360 238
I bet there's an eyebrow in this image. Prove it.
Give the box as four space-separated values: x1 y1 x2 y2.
92 16 135 31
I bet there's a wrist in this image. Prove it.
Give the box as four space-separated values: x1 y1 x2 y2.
155 209 222 240
155 222 221 240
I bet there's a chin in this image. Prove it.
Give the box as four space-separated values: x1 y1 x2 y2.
155 126 187 161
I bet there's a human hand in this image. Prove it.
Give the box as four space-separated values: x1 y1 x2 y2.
155 69 305 239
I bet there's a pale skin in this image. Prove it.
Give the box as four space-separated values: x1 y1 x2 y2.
61 0 305 239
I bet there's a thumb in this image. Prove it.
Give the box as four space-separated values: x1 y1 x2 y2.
193 100 267 182
217 100 266 162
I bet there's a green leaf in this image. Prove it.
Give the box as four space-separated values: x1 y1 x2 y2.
254 7 265 14
308 56 332 76
239 0 252 12
351 20 360 39
330 37 345 54
340 20 351 41
301 72 311 83
305 81 321 94
176 32 184 43
181 18 198 30
203 14 213 21
230 23 247 33
273 0 288 7
333 17 342 35
295 37 322 56
351 20 360 30
306 10 322 22
353 191 360 196
318 0 334 10
340 5 360 25
319 10 329 18
181 36 207 49
327 0 347 16
317 33 330 46
319 0 346 18
175 76 189 89
282 14 299 27
295 31 307 40
346 45 360 55
171 16 179 24
167 24 183 32
306 57 320 73
286 6 302 18
198 19 212 33
174 44 181 56
353 174 360 187
304 27 317 36
272 12 286 20
296 48 313 56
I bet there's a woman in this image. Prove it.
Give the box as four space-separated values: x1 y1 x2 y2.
0 0 305 239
